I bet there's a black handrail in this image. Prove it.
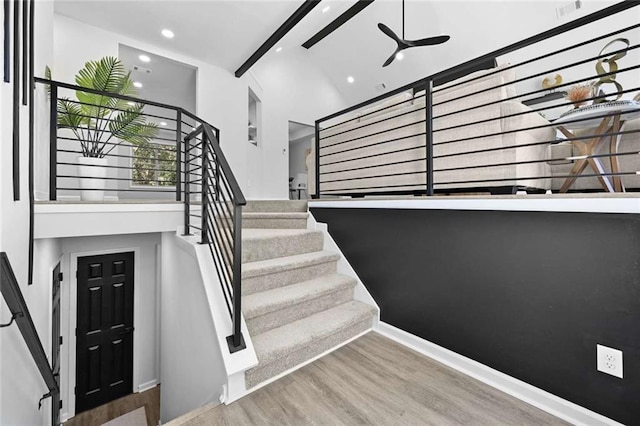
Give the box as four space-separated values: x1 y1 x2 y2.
1 252 59 423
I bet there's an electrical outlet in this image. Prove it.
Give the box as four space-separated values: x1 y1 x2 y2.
597 344 623 378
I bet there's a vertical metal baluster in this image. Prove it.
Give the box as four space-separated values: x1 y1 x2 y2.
175 110 182 202
184 135 191 235
425 78 434 196
49 83 57 201
201 131 209 244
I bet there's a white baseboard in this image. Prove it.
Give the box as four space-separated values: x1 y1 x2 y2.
376 322 622 426
137 379 159 393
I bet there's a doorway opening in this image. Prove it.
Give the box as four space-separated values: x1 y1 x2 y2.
288 121 314 200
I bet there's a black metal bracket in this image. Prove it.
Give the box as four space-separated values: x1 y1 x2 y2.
0 311 23 328
38 391 52 410
226 333 246 354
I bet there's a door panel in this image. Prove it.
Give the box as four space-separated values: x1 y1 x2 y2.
76 252 134 413
52 263 61 426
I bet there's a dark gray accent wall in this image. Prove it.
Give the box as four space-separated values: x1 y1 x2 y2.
310 207 640 425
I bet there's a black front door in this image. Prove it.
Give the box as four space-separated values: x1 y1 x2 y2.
76 252 134 413
52 263 61 426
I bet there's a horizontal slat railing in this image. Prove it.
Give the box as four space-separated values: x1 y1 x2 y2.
314 2 640 197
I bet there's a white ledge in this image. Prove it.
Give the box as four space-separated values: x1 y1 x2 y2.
309 195 640 214
34 202 184 239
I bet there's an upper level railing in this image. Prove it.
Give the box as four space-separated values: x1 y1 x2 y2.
1 252 60 425
313 2 640 198
34 77 246 352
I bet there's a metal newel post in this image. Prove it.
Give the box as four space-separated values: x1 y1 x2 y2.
49 83 58 201
313 120 320 199
232 202 243 348
425 78 434 196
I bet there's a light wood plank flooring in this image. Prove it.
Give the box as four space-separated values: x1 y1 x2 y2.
171 332 567 425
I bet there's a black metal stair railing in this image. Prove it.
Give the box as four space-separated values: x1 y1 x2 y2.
34 78 246 352
184 124 247 353
1 252 60 425
313 2 640 198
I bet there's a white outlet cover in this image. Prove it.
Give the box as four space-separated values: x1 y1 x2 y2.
597 344 623 378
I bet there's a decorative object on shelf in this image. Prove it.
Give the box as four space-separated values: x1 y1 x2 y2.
565 82 594 109
248 121 257 145
52 57 158 200
541 74 563 90
378 0 450 67
557 99 640 121
592 37 630 104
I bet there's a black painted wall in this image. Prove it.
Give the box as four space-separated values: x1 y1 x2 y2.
311 207 640 425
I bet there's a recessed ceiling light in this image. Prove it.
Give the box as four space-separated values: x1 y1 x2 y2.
322 5 330 13
139 54 151 63
347 76 355 84
133 81 143 88
160 121 167 126
276 46 283 53
161 29 175 39
395 52 404 61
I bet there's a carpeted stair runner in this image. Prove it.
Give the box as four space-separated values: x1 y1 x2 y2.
241 200 375 390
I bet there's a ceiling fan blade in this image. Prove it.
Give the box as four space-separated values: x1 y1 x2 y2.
408 35 451 47
382 47 404 67
378 23 402 45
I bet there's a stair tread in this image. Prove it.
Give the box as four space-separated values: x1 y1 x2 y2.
242 251 340 278
251 301 376 366
242 228 320 240
243 212 308 219
243 274 356 319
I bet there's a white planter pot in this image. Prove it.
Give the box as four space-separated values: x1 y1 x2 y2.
77 156 108 201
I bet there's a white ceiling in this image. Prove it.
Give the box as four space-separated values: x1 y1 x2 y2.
54 0 619 105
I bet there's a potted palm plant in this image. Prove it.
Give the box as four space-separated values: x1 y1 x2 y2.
53 56 158 201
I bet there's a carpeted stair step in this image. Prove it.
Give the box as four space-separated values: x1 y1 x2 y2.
243 212 308 229
242 251 340 295
242 229 324 263
245 301 376 389
243 274 357 335
244 200 307 213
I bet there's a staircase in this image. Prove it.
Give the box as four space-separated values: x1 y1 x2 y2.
240 200 376 390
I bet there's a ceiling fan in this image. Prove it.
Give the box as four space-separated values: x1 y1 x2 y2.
378 0 450 67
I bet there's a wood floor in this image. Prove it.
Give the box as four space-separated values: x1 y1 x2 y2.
171 332 568 425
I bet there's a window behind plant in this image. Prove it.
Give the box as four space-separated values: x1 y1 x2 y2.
132 141 176 187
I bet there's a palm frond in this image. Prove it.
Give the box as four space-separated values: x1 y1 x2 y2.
109 106 159 145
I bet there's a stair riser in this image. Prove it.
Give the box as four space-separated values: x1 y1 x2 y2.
242 261 337 295
246 287 355 335
242 232 324 263
245 320 372 389
244 200 307 213
242 217 307 229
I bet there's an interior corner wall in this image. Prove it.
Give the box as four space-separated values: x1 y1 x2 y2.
51 14 347 201
159 232 226 423
1 1 56 425
250 49 347 199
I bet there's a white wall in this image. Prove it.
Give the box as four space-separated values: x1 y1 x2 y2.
159 233 226 423
50 14 347 201
1 1 57 425
58 233 161 421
